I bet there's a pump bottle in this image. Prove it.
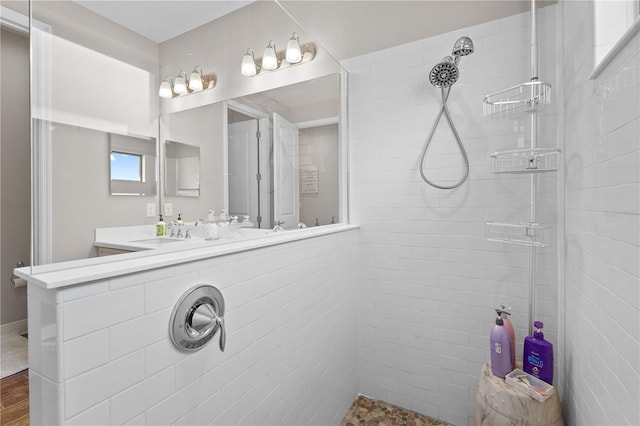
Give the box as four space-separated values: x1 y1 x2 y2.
523 321 554 384
499 305 516 368
490 309 513 378
156 214 166 237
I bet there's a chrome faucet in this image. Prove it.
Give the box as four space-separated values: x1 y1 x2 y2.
272 220 285 232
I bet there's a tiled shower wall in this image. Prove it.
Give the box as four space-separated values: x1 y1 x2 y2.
28 230 358 425
345 7 558 425
560 1 640 424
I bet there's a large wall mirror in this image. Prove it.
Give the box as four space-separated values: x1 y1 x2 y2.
161 73 340 231
23 0 344 266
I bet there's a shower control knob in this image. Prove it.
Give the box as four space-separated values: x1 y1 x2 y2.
187 302 226 351
188 303 217 335
169 284 226 352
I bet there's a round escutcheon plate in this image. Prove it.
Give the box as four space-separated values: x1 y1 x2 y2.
169 284 225 351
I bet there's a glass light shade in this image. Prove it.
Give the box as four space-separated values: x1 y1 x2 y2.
174 72 188 95
189 67 203 91
158 80 173 98
261 41 278 70
241 50 257 76
286 33 302 64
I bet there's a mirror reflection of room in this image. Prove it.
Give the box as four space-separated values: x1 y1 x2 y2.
24 0 343 264
226 74 340 230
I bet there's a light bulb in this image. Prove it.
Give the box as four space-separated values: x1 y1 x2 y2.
241 49 257 76
173 72 188 95
286 32 302 64
158 79 173 98
188 66 203 91
261 41 278 71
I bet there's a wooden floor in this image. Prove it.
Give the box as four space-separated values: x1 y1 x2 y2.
0 370 29 426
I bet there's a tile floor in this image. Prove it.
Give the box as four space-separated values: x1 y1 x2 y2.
341 395 452 426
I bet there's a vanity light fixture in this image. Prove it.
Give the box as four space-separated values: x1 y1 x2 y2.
158 66 215 98
158 78 174 99
173 71 188 95
188 66 204 91
242 33 315 77
241 49 259 76
286 32 302 64
261 41 279 71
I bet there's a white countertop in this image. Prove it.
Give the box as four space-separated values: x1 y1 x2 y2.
15 224 359 290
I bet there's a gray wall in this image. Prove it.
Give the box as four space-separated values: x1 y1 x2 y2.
50 123 157 262
1 29 30 324
299 124 339 227
160 103 225 222
30 1 160 263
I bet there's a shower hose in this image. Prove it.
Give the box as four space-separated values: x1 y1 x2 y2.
419 86 470 190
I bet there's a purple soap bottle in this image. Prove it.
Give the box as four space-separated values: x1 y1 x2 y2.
490 309 513 378
523 321 554 385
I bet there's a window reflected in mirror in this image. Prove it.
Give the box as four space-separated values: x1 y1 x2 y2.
109 133 157 196
110 152 142 181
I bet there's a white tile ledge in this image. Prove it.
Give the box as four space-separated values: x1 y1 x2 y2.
15 224 359 290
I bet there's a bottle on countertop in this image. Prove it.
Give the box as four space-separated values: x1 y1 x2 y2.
490 309 513 378
523 321 554 385
156 214 166 237
499 305 516 368
176 213 184 226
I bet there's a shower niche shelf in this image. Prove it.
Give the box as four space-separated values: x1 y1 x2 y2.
489 148 560 173
486 222 550 247
483 80 551 119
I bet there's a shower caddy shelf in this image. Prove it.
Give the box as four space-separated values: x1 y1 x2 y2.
489 148 560 174
483 0 561 333
483 85 558 246
485 222 550 247
483 80 551 119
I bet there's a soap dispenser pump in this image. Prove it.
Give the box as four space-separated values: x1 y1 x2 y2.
490 309 513 378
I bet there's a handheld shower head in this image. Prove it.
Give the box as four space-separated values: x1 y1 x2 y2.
452 36 474 57
429 56 459 88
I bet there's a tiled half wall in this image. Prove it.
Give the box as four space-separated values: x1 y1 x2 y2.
27 230 359 425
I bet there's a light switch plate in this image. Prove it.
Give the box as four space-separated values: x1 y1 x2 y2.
164 203 173 217
146 203 155 217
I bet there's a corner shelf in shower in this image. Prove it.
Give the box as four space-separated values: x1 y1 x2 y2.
489 148 560 173
483 80 551 119
485 222 550 247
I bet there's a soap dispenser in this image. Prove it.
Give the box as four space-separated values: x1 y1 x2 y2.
156 214 166 237
490 309 513 378
523 321 554 384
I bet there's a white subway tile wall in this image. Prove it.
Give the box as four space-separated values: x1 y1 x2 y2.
28 230 359 425
560 2 640 425
345 7 559 425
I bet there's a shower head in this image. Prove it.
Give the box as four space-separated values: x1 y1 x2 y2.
452 36 474 57
429 56 459 88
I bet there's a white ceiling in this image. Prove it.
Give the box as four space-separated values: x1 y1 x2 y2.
74 1 552 59
73 1 253 43
71 1 552 109
279 0 553 61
